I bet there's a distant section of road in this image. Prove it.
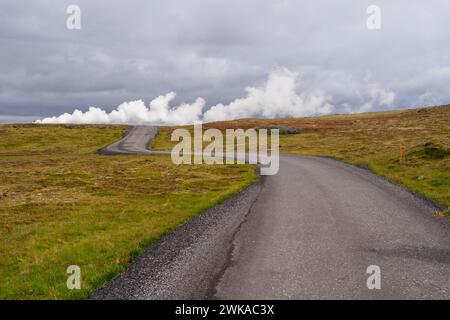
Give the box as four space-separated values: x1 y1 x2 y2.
93 126 450 299
98 126 167 155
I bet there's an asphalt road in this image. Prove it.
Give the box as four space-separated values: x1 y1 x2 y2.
93 126 450 299
98 126 166 155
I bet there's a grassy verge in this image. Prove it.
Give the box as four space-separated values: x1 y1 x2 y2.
0 124 257 299
152 105 450 210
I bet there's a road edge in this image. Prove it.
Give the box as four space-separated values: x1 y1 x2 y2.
314 155 447 214
90 173 264 300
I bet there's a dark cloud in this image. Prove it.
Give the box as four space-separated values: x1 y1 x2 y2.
1 0 449 121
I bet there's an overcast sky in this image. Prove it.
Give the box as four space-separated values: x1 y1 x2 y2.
1 0 450 123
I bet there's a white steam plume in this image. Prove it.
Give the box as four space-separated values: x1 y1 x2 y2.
36 68 336 125
36 92 205 125
357 85 396 113
203 68 333 122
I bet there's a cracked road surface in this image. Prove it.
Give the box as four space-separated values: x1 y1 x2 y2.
92 126 450 299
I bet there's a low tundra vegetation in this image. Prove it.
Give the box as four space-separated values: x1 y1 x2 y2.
0 124 256 299
257 125 302 135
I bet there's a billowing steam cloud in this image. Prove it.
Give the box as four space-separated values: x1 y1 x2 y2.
36 93 205 125
203 69 333 122
36 68 391 125
358 86 396 113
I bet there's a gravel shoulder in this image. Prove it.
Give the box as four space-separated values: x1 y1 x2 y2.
91 177 264 299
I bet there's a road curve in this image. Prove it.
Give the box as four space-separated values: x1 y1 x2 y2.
93 126 450 299
98 125 168 155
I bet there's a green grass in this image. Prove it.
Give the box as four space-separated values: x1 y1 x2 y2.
0 124 257 299
436 209 450 218
152 105 450 210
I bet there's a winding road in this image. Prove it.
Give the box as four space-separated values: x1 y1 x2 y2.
93 126 450 300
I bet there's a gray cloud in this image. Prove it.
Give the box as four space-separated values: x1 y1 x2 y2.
1 0 450 122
